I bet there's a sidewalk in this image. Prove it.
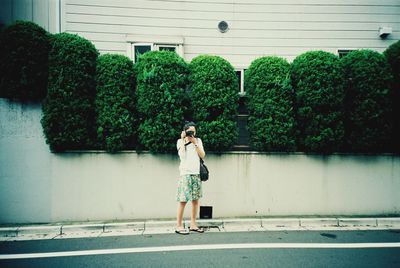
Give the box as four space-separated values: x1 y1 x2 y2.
1 217 400 241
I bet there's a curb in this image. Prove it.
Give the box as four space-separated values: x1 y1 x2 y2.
1 217 400 241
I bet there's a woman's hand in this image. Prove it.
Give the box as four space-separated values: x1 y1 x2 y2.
187 136 197 144
180 131 186 139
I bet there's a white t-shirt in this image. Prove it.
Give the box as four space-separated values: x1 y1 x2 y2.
177 138 204 176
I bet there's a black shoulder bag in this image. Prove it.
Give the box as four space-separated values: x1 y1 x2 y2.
200 158 209 182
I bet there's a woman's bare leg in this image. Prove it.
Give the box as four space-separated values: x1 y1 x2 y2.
177 202 187 229
190 199 199 228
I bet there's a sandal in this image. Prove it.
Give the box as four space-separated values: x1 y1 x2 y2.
189 228 204 233
175 229 189 235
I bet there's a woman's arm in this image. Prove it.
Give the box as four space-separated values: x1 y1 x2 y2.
177 132 186 159
190 137 205 159
195 144 205 159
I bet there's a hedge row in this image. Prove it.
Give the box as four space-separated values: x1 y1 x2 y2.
245 56 295 151
291 51 345 153
95 54 137 152
341 50 393 153
2 21 399 153
135 50 188 152
384 41 400 152
0 21 50 100
189 55 239 151
41 33 98 151
246 49 397 153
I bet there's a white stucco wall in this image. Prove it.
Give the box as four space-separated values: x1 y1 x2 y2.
1 99 399 224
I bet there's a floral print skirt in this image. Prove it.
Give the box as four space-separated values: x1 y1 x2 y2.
176 174 203 202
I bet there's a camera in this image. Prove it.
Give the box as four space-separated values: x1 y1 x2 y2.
186 130 194 137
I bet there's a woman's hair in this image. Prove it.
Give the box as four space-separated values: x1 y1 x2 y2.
183 121 196 131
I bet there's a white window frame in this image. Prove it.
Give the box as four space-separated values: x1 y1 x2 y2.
126 34 185 61
130 43 153 63
154 44 178 52
235 69 246 96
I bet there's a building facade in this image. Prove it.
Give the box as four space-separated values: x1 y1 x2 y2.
1 0 399 78
1 0 399 146
1 1 400 223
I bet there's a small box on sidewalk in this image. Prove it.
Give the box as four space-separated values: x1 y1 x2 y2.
200 206 213 219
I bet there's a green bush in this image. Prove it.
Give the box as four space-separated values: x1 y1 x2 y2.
41 33 99 152
385 41 400 84
291 51 345 153
384 41 400 152
0 21 50 100
95 54 137 152
245 56 296 151
189 55 239 151
135 51 189 152
341 49 393 152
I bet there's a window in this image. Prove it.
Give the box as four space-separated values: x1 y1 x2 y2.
235 69 246 96
156 45 177 52
133 43 153 63
338 49 355 58
234 68 250 149
130 43 181 62
126 35 184 62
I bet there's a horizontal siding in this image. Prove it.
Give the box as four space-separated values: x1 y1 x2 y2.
183 37 393 48
66 13 400 30
93 41 127 51
98 50 127 55
66 22 400 40
184 45 389 55
64 0 400 66
66 0 400 11
138 0 400 5
70 29 391 40
69 32 128 42
71 31 395 47
66 5 400 20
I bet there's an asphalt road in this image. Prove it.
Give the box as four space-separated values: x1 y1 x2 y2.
1 230 400 267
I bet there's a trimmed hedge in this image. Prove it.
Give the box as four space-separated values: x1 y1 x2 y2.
41 33 99 152
95 54 137 152
245 56 296 151
0 21 50 100
341 49 393 152
384 40 400 152
189 55 239 151
135 50 189 152
291 51 345 153
385 40 400 84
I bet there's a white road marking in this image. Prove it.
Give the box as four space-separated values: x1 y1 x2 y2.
1 243 400 260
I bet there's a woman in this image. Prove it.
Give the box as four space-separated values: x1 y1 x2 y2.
176 121 206 235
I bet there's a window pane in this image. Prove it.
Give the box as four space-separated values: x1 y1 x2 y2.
236 71 241 92
243 69 247 93
338 49 354 58
134 45 151 62
159 46 176 52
